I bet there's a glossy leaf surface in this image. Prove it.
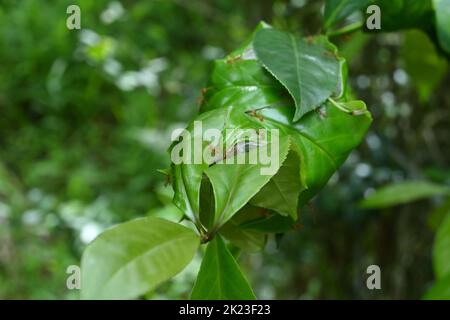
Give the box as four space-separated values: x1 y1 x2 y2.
324 0 372 30
254 29 341 120
191 235 256 300
81 217 199 299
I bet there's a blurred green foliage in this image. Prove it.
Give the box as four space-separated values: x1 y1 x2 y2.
0 0 449 299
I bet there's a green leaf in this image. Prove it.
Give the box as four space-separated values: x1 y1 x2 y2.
250 150 303 218
191 235 256 300
172 23 371 231
206 131 290 227
360 181 450 209
172 163 206 224
324 0 372 30
171 106 252 226
434 212 450 279
81 217 199 299
433 0 450 53
240 212 297 234
202 25 370 212
200 23 288 114
200 56 289 114
220 205 267 252
171 102 292 229
402 30 448 102
199 176 216 230
258 101 372 207
147 204 184 223
253 29 341 121
424 274 450 299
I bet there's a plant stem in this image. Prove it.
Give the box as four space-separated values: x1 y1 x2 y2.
195 220 209 241
200 225 220 244
327 97 349 113
326 21 363 38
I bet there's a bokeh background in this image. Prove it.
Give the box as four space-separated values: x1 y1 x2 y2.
1 0 449 299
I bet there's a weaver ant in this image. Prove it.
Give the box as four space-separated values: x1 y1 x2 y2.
226 54 242 64
247 109 265 121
